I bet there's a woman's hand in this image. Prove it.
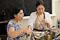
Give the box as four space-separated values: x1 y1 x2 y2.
26 28 32 34
23 27 32 34
41 19 49 24
28 26 32 31
41 19 51 28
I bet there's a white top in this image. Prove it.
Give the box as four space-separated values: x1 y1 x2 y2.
28 11 52 30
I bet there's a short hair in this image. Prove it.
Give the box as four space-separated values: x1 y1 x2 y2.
36 0 45 8
10 8 23 19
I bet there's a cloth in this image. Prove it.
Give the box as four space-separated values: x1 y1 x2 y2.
28 11 52 30
7 20 25 40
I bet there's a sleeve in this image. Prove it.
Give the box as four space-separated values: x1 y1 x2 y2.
49 14 52 28
28 12 36 30
8 21 13 27
7 21 14 33
46 12 52 28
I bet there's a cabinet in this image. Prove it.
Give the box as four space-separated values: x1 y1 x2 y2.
0 20 8 40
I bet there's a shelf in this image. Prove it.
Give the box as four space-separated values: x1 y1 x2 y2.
0 20 8 23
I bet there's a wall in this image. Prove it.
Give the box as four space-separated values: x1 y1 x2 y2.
52 0 60 26
21 19 28 27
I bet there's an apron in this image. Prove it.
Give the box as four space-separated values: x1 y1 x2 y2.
33 14 47 30
30 13 48 40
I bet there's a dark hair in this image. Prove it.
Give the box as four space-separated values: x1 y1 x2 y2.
36 0 45 8
10 8 23 19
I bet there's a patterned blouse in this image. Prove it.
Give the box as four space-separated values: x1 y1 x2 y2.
7 20 25 40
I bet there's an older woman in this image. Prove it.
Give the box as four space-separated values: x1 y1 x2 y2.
28 0 52 31
7 8 31 40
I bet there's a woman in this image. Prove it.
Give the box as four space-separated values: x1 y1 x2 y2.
28 0 52 40
7 8 31 40
28 0 52 31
